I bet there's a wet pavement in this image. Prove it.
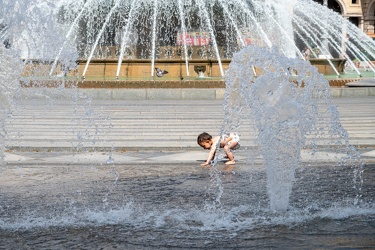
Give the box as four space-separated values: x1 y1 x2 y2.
0 96 375 249
0 160 374 249
5 96 375 153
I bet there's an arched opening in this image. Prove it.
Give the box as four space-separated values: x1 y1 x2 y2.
349 17 360 27
313 0 342 14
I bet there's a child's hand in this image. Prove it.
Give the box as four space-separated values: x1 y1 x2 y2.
200 162 210 166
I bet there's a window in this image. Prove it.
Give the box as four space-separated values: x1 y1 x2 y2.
349 17 360 27
352 0 357 4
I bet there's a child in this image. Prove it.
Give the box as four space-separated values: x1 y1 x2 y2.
197 132 240 166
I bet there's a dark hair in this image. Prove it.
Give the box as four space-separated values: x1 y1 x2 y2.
197 132 212 144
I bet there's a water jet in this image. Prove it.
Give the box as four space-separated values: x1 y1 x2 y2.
0 0 374 248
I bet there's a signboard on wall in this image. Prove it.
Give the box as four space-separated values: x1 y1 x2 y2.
176 32 210 46
237 29 253 46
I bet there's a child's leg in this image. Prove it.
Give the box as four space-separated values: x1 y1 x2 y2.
224 141 238 163
224 148 234 162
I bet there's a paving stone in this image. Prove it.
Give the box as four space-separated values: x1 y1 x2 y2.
3 97 375 153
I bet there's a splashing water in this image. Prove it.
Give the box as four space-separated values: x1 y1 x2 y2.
0 0 374 248
0 47 21 167
223 44 364 210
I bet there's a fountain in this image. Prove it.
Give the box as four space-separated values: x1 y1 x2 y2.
0 46 21 167
222 44 363 210
2 0 375 81
0 0 374 248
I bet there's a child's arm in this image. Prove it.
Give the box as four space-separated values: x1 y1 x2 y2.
201 142 217 166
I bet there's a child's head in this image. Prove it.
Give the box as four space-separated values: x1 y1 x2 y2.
197 132 212 149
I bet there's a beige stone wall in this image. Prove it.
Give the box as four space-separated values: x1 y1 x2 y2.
362 0 375 38
324 1 374 39
77 59 230 79
340 0 362 16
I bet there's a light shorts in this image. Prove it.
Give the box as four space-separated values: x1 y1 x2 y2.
230 133 240 150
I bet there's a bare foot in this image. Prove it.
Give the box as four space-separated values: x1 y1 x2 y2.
225 160 235 165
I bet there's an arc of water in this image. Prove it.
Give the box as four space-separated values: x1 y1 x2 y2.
339 21 375 73
301 3 374 75
292 17 321 59
341 37 375 75
237 0 272 48
82 0 121 78
251 1 303 59
328 9 375 63
150 0 158 78
49 0 93 77
293 18 340 76
294 29 319 60
355 26 375 50
197 0 224 77
323 27 374 74
293 16 345 77
0 33 8 47
0 26 8 40
345 40 375 74
357 36 375 62
116 0 138 79
316 21 369 75
328 32 362 76
314 8 366 61
177 0 190 78
341 17 348 59
217 1 259 75
218 0 245 48
294 10 348 77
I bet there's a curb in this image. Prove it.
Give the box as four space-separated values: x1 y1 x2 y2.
17 87 375 100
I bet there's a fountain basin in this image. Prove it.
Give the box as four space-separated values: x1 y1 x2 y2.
78 59 229 79
309 58 346 75
23 58 348 81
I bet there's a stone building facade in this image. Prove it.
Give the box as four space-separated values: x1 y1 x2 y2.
315 0 375 39
362 0 375 38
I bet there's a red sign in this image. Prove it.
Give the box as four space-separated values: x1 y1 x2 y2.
177 32 210 46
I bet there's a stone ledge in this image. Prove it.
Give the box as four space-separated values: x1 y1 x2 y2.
331 87 375 97
17 88 226 100
20 78 363 88
328 78 361 87
346 78 375 87
78 80 226 88
18 87 374 100
20 79 226 88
